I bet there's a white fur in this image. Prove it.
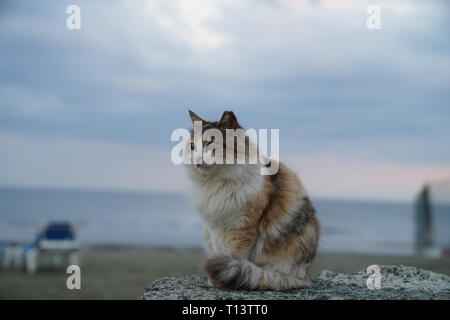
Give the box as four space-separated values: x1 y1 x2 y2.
188 164 262 227
187 163 263 256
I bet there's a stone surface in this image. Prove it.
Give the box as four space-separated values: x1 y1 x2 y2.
141 265 450 300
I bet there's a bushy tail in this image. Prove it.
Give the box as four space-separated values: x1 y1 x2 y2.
205 255 311 291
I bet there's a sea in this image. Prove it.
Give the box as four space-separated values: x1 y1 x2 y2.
0 187 415 256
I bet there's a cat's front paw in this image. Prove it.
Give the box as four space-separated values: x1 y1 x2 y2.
293 278 312 289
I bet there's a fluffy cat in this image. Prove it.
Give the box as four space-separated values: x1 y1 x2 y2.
185 110 320 291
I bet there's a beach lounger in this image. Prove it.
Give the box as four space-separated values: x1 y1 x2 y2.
24 221 80 274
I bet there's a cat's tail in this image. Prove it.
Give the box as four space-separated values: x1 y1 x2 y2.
204 255 311 291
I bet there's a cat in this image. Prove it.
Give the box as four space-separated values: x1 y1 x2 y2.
185 110 320 291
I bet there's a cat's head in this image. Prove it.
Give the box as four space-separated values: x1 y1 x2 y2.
186 110 255 174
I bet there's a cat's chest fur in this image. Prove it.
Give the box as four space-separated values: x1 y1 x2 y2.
190 169 263 230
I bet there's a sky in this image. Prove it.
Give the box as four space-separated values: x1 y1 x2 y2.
0 0 449 201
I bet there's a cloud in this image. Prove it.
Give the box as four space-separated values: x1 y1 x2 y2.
0 0 449 199
139 0 234 50
0 130 185 192
284 153 450 201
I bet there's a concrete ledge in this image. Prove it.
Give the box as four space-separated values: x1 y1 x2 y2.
142 265 450 300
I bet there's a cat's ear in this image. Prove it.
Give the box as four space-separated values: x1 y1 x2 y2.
188 109 203 123
219 110 239 129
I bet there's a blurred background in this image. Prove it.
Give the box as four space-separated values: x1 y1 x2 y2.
0 0 449 299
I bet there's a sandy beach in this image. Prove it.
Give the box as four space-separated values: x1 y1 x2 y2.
1 245 449 299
